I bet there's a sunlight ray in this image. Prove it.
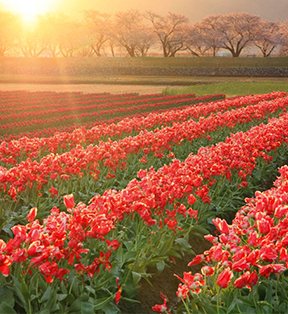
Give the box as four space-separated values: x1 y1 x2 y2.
2 0 58 23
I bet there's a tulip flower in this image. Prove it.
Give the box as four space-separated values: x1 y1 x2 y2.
152 292 169 313
64 194 75 209
234 271 250 289
201 266 214 277
0 255 11 277
217 268 233 289
247 271 258 287
115 277 122 305
27 207 38 222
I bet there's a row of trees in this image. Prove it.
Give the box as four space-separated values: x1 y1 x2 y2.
1 9 288 58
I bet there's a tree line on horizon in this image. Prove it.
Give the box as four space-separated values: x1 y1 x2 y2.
1 9 288 58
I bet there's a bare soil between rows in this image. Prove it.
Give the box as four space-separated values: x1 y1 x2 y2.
119 237 212 314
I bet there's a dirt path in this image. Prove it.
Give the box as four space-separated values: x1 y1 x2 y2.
0 83 176 95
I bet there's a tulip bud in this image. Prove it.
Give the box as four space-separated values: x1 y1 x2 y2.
27 207 37 222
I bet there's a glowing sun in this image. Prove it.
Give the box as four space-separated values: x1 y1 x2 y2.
3 0 59 22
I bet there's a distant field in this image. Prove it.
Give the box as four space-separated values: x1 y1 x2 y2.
165 80 288 97
1 56 288 69
0 57 287 97
1 77 287 98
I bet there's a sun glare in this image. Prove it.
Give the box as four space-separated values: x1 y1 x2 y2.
3 0 58 23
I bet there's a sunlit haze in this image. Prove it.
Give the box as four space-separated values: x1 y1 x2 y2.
2 0 59 22
1 0 288 22
54 0 288 22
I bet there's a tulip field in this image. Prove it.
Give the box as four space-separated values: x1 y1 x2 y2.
1 89 288 313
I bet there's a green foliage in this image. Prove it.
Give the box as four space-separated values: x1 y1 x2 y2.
2 56 288 71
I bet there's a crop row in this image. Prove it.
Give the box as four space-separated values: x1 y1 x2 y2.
1 99 288 314
0 93 199 121
2 92 273 142
0 91 154 110
83 109 288 228
0 91 284 166
0 94 224 136
0 95 211 142
0 92 287 220
163 164 288 313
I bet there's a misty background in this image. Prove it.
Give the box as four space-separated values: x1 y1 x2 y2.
54 0 288 22
1 0 287 22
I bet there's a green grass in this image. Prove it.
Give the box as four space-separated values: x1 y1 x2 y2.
1 74 288 90
1 56 288 69
0 73 213 85
164 80 288 97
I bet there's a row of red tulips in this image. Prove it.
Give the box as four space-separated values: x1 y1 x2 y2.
0 94 223 142
0 194 122 314
1 97 288 313
1 92 283 166
1 92 287 202
83 110 288 229
1 114 129 142
153 164 288 313
0 93 199 121
0 91 155 110
0 94 224 135
1 91 288 313
2 91 284 143
1 91 169 112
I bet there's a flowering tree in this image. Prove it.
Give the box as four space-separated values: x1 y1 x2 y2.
216 12 262 57
113 9 155 57
19 16 50 57
34 12 70 58
0 11 21 56
186 15 223 57
83 10 112 57
185 23 210 56
278 21 288 56
145 11 189 57
253 20 280 57
57 20 86 57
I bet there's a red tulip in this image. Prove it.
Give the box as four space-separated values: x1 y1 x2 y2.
64 194 75 209
152 292 168 312
247 271 258 287
213 218 230 235
232 258 250 272
217 268 233 289
115 277 122 305
27 207 37 222
234 271 250 289
201 266 214 277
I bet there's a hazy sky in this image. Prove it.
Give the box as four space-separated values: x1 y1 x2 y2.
54 0 288 22
0 0 287 22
